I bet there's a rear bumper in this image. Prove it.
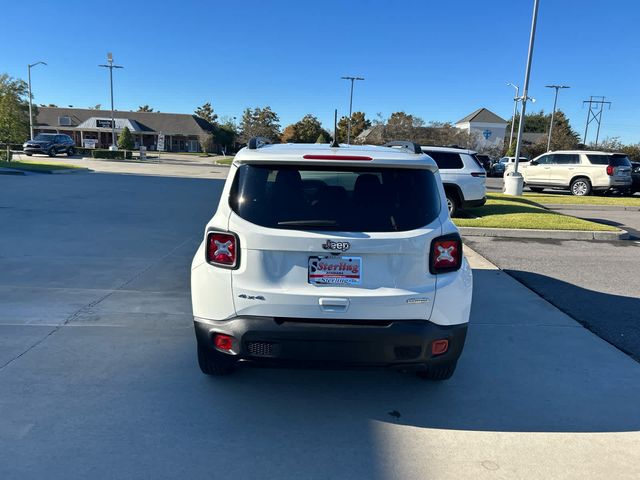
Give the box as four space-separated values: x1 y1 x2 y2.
194 316 467 370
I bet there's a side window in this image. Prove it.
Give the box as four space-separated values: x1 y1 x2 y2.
555 154 579 165
423 151 464 169
536 155 552 165
586 155 609 165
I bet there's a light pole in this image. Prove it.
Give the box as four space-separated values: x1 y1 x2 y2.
506 0 540 196
99 52 123 150
506 83 519 151
341 76 364 144
545 85 570 152
27 61 47 139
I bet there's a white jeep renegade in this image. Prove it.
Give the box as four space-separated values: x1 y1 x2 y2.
191 139 473 379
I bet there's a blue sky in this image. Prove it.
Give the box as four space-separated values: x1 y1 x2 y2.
2 0 639 142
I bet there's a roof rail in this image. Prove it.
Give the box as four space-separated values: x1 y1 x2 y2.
382 141 423 154
247 137 272 150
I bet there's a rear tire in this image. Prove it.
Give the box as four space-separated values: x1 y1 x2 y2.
25 153 33 156
570 177 591 196
197 345 236 376
67 147 75 156
529 187 544 193
416 361 458 381
445 192 459 217
48 147 56 157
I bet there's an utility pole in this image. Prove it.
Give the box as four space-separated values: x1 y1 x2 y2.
506 0 540 196
341 76 364 144
27 61 47 139
582 96 611 146
99 53 123 150
506 83 519 150
545 85 570 152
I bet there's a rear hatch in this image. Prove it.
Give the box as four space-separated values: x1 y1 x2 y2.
227 162 443 321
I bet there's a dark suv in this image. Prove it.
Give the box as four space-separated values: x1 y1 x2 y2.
23 134 76 157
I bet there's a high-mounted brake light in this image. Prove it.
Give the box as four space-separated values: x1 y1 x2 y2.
429 234 462 274
606 165 614 176
206 231 239 268
302 154 373 161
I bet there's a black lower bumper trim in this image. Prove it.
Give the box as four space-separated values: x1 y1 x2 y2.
194 316 467 369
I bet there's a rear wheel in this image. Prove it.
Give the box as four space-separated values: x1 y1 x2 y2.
197 345 236 376
445 191 459 217
570 177 591 196
67 147 76 156
529 186 544 193
416 361 458 381
48 147 56 157
25 153 33 156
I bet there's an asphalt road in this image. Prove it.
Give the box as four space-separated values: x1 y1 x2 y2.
1 167 639 479
465 236 640 361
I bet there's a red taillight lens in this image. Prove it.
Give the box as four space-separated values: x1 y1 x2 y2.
431 339 449 355
429 234 462 274
214 334 234 352
606 165 614 176
206 232 238 268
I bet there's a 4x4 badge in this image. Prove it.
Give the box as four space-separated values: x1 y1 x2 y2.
322 240 350 252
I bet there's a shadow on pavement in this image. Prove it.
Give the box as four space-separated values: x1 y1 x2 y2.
505 269 640 362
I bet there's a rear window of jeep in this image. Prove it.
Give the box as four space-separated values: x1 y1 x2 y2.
229 164 440 232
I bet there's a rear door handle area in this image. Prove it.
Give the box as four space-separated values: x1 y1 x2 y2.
319 297 350 312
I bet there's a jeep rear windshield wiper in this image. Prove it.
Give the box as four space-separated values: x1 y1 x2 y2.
277 220 338 227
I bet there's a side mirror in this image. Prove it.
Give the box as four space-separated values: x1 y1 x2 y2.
530 160 538 166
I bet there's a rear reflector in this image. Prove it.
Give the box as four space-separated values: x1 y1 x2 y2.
606 165 614 176
431 339 449 355
214 334 234 352
206 231 239 268
429 234 463 274
302 154 373 161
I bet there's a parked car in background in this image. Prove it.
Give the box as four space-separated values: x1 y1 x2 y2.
631 161 640 194
508 150 632 196
420 146 487 216
23 134 75 157
191 139 473 380
475 154 492 173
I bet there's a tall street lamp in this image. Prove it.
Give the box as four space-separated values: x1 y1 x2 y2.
545 84 570 152
506 0 540 196
506 82 519 151
27 61 47 139
99 52 123 150
341 76 364 144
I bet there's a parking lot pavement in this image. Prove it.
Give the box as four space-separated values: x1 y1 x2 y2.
9 152 230 179
466 236 640 362
1 171 640 479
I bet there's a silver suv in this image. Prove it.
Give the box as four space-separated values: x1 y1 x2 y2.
420 146 487 216
510 151 632 196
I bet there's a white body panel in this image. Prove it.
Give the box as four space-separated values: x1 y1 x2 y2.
191 143 472 327
421 146 487 203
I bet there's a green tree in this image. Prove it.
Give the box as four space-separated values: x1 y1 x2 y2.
199 132 215 154
505 110 580 156
137 105 153 112
117 126 134 150
316 132 329 143
337 111 371 142
0 74 30 143
240 106 281 142
194 102 218 125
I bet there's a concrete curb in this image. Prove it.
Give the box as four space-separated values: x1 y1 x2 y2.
0 168 26 176
459 226 629 241
543 203 640 212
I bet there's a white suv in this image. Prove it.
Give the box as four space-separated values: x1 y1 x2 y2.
191 139 473 380
420 146 487 216
508 150 632 195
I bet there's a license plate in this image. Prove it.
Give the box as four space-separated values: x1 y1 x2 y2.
308 256 361 285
